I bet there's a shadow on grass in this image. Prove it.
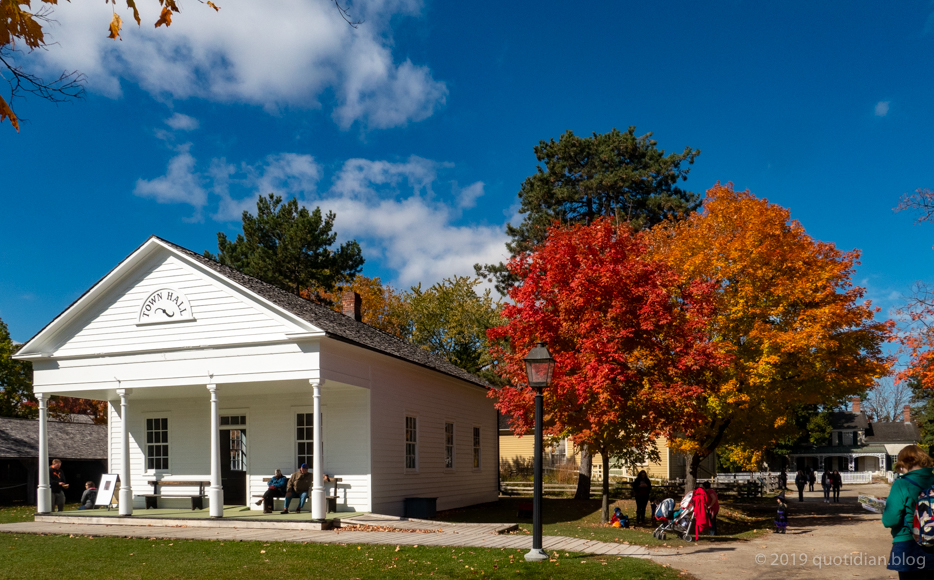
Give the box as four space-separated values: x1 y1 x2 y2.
436 497 775 547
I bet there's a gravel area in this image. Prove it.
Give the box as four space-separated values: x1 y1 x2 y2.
649 482 899 580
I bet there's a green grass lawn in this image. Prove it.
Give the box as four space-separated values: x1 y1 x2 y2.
0 529 689 580
436 497 772 547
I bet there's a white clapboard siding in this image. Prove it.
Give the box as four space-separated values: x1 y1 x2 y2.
52 253 304 357
320 340 498 517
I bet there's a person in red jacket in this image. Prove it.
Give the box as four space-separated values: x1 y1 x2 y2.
702 482 719 535
691 487 709 540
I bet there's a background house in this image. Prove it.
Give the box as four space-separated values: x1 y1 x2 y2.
787 397 920 473
498 414 716 482
0 416 106 505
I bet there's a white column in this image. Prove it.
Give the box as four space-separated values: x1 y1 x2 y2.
311 379 325 520
117 389 133 516
36 393 51 514
207 384 224 518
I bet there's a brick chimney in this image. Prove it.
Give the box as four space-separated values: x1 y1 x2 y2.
852 396 861 414
342 291 362 322
904 404 912 423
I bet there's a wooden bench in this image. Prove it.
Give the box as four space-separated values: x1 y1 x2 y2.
254 475 341 512
140 478 209 510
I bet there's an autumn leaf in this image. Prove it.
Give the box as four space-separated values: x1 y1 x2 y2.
107 13 123 39
126 0 141 26
0 94 19 132
155 6 172 28
207 1 220 11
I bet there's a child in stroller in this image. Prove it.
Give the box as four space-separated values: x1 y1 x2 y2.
775 490 788 534
652 491 696 541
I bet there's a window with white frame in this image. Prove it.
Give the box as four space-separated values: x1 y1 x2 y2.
405 416 418 470
146 417 169 471
296 412 321 469
472 426 481 469
445 422 455 469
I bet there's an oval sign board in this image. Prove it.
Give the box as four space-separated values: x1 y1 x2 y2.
138 288 194 325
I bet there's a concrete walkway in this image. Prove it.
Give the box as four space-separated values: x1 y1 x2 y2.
0 513 649 558
649 483 895 579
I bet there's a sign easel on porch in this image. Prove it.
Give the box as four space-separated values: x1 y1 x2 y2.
95 474 120 511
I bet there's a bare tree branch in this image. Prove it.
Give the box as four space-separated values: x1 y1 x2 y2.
333 0 363 28
865 377 912 422
0 45 85 128
895 188 934 225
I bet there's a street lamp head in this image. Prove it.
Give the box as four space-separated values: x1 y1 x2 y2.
523 342 555 388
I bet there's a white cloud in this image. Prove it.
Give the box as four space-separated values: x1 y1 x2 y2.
134 148 510 288
212 153 323 221
133 144 207 221
454 181 485 209
33 0 446 130
875 101 890 117
165 113 199 131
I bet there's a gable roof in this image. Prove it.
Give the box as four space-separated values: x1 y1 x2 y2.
0 417 106 460
829 411 870 430
865 421 921 444
19 236 487 389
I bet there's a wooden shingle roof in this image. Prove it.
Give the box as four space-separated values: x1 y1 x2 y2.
160 237 488 388
0 417 106 460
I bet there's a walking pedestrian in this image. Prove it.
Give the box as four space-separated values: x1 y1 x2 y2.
631 470 652 525
821 470 831 503
882 445 934 578
702 481 719 535
795 469 807 502
807 469 816 492
831 470 842 503
49 459 69 512
779 469 788 491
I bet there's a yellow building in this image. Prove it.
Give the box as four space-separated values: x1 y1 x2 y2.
499 415 716 481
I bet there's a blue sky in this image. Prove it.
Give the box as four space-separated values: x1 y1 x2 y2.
3 0 934 346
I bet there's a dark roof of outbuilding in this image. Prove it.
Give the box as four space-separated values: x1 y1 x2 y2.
0 417 106 460
157 237 487 388
829 411 870 430
865 421 921 444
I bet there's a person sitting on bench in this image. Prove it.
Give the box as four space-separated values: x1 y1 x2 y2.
256 469 288 514
78 481 98 510
281 464 312 514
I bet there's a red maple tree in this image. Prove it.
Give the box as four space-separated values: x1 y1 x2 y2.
488 218 727 521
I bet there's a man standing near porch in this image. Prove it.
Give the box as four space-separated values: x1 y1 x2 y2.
281 464 312 514
49 459 68 512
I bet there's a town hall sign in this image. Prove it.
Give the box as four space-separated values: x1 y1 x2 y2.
137 288 194 325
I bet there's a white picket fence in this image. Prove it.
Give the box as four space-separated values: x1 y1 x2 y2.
716 471 873 485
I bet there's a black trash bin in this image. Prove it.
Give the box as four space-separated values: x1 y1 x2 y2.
404 497 437 519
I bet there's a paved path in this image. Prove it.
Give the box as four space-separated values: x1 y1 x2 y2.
0 513 649 558
649 483 896 579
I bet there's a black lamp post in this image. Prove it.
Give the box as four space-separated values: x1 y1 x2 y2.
523 341 555 562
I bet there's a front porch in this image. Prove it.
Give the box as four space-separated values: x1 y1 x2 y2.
787 444 889 475
35 505 363 530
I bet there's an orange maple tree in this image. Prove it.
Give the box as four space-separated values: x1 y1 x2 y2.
647 183 892 481
488 218 726 521
304 275 411 339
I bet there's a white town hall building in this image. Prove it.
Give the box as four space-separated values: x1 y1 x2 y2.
14 236 498 519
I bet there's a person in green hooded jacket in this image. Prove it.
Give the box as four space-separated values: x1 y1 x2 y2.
882 444 934 579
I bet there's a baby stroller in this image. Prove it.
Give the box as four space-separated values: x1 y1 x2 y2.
652 491 696 541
